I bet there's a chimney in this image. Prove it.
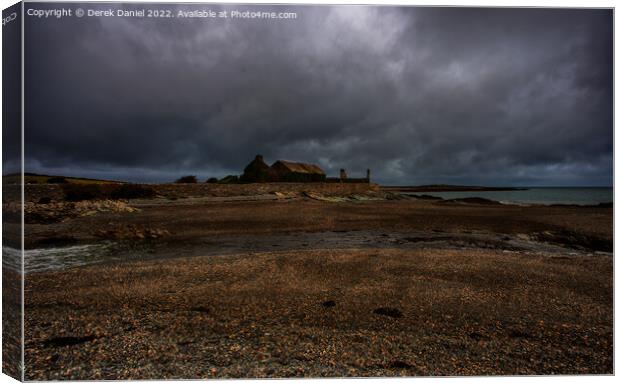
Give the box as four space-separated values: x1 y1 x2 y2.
366 169 371 182
255 154 264 162
340 169 348 180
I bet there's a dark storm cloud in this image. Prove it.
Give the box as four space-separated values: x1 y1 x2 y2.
21 4 612 185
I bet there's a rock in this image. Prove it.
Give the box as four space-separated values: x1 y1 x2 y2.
412 194 443 200
388 360 412 369
36 236 78 247
373 307 403 318
42 335 98 348
94 225 171 240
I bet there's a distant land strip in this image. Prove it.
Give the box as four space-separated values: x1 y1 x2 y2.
2 173 125 185
382 185 527 192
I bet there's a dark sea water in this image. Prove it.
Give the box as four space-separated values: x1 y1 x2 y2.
407 187 613 206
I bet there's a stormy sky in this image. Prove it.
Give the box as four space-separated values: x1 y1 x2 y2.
16 3 613 185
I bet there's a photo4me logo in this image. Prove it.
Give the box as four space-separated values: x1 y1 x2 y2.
2 11 17 26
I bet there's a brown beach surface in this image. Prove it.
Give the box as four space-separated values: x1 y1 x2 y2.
13 196 613 250
13 185 613 378
25 247 612 379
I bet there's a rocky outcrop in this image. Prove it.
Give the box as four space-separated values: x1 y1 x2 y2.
3 200 139 224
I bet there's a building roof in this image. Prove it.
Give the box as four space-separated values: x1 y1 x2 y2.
272 160 325 175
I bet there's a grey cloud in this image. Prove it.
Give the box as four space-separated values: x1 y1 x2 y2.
19 4 612 185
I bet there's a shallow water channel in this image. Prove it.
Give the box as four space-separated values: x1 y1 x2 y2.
3 230 607 274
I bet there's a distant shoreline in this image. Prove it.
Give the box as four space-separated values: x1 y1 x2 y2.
3 174 610 191
381 185 527 192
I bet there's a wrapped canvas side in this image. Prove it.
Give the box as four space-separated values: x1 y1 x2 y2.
2 1 23 381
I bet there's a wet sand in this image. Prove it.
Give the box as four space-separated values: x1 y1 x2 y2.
18 196 613 378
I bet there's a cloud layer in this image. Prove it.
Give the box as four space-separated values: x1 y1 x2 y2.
21 4 612 185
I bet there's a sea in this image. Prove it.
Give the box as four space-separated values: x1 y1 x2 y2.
406 187 613 206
